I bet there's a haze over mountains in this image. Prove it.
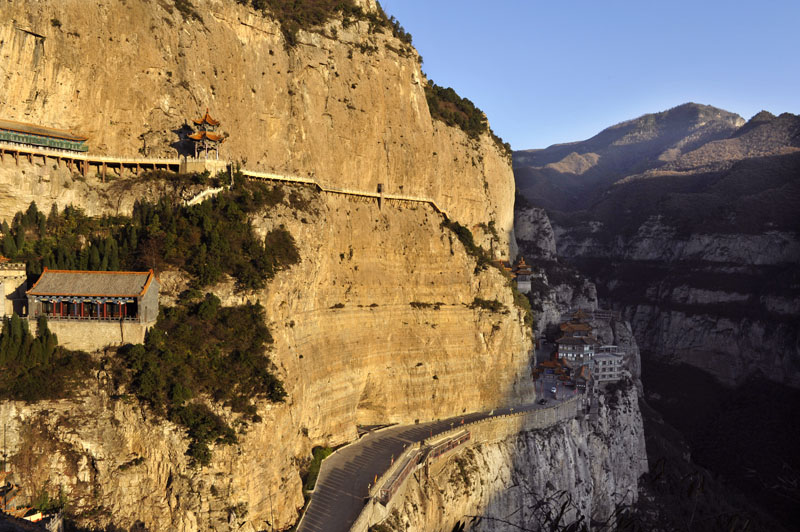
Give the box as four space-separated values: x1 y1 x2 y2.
515 103 800 236
515 102 800 384
514 103 800 527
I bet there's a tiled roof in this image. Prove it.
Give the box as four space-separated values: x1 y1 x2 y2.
0 118 87 141
556 335 598 346
192 108 220 127
560 322 592 332
188 131 224 142
27 269 155 298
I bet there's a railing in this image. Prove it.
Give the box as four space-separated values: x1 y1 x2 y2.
35 313 140 322
0 140 451 218
427 430 471 463
0 140 182 165
242 169 449 218
377 448 421 504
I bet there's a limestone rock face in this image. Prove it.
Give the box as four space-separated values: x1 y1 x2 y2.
514 206 556 260
0 184 534 532
0 0 514 253
552 215 800 386
386 384 647 531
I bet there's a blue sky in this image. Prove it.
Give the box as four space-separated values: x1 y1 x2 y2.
378 1 800 150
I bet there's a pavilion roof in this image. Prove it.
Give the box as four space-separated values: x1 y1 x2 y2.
192 108 220 127
0 118 87 142
188 131 224 142
27 268 156 298
513 256 532 274
560 321 592 332
556 335 598 346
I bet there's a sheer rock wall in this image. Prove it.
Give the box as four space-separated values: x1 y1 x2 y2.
0 0 515 253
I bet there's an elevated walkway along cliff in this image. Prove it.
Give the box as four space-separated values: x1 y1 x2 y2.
0 143 450 218
297 396 582 532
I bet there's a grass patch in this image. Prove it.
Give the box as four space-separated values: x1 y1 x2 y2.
410 301 443 310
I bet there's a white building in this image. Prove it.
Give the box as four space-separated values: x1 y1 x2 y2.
593 353 624 382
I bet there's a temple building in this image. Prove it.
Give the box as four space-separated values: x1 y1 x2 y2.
512 256 533 294
188 109 224 159
26 269 159 350
556 309 598 363
0 118 88 152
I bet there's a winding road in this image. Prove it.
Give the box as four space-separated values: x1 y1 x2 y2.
297 389 579 532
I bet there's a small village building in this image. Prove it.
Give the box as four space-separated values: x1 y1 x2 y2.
556 335 598 362
0 257 27 317
555 307 601 368
593 353 624 382
26 269 159 350
0 118 88 152
575 364 592 390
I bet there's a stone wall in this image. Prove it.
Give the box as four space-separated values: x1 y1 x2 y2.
382 386 646 531
351 398 582 531
28 319 151 351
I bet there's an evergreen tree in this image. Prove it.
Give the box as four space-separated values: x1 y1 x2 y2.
89 245 101 270
14 230 24 253
3 236 17 258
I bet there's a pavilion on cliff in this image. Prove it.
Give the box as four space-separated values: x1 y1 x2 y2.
188 108 225 159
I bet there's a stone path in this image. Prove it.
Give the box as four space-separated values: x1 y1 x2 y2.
297 394 578 532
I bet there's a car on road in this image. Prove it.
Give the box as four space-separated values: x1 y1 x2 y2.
550 387 557 394
538 399 547 405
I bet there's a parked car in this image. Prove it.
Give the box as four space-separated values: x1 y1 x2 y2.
550 387 557 394
538 399 548 405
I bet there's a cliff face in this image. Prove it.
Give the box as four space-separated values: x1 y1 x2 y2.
552 217 800 385
384 384 646 531
0 0 515 253
0 181 534 531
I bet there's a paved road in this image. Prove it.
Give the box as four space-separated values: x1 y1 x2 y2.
297 392 581 532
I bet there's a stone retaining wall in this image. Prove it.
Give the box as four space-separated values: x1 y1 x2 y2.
352 397 581 531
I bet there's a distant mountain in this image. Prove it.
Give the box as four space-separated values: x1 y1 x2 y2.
514 103 800 384
513 103 746 211
514 103 800 530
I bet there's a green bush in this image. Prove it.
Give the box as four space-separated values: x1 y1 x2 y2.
116 296 286 465
303 446 333 491
469 297 507 313
425 81 512 157
2 180 301 291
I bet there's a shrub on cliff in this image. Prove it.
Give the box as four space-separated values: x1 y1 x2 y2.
441 218 491 271
116 294 286 465
239 0 414 51
425 80 512 157
2 180 301 291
